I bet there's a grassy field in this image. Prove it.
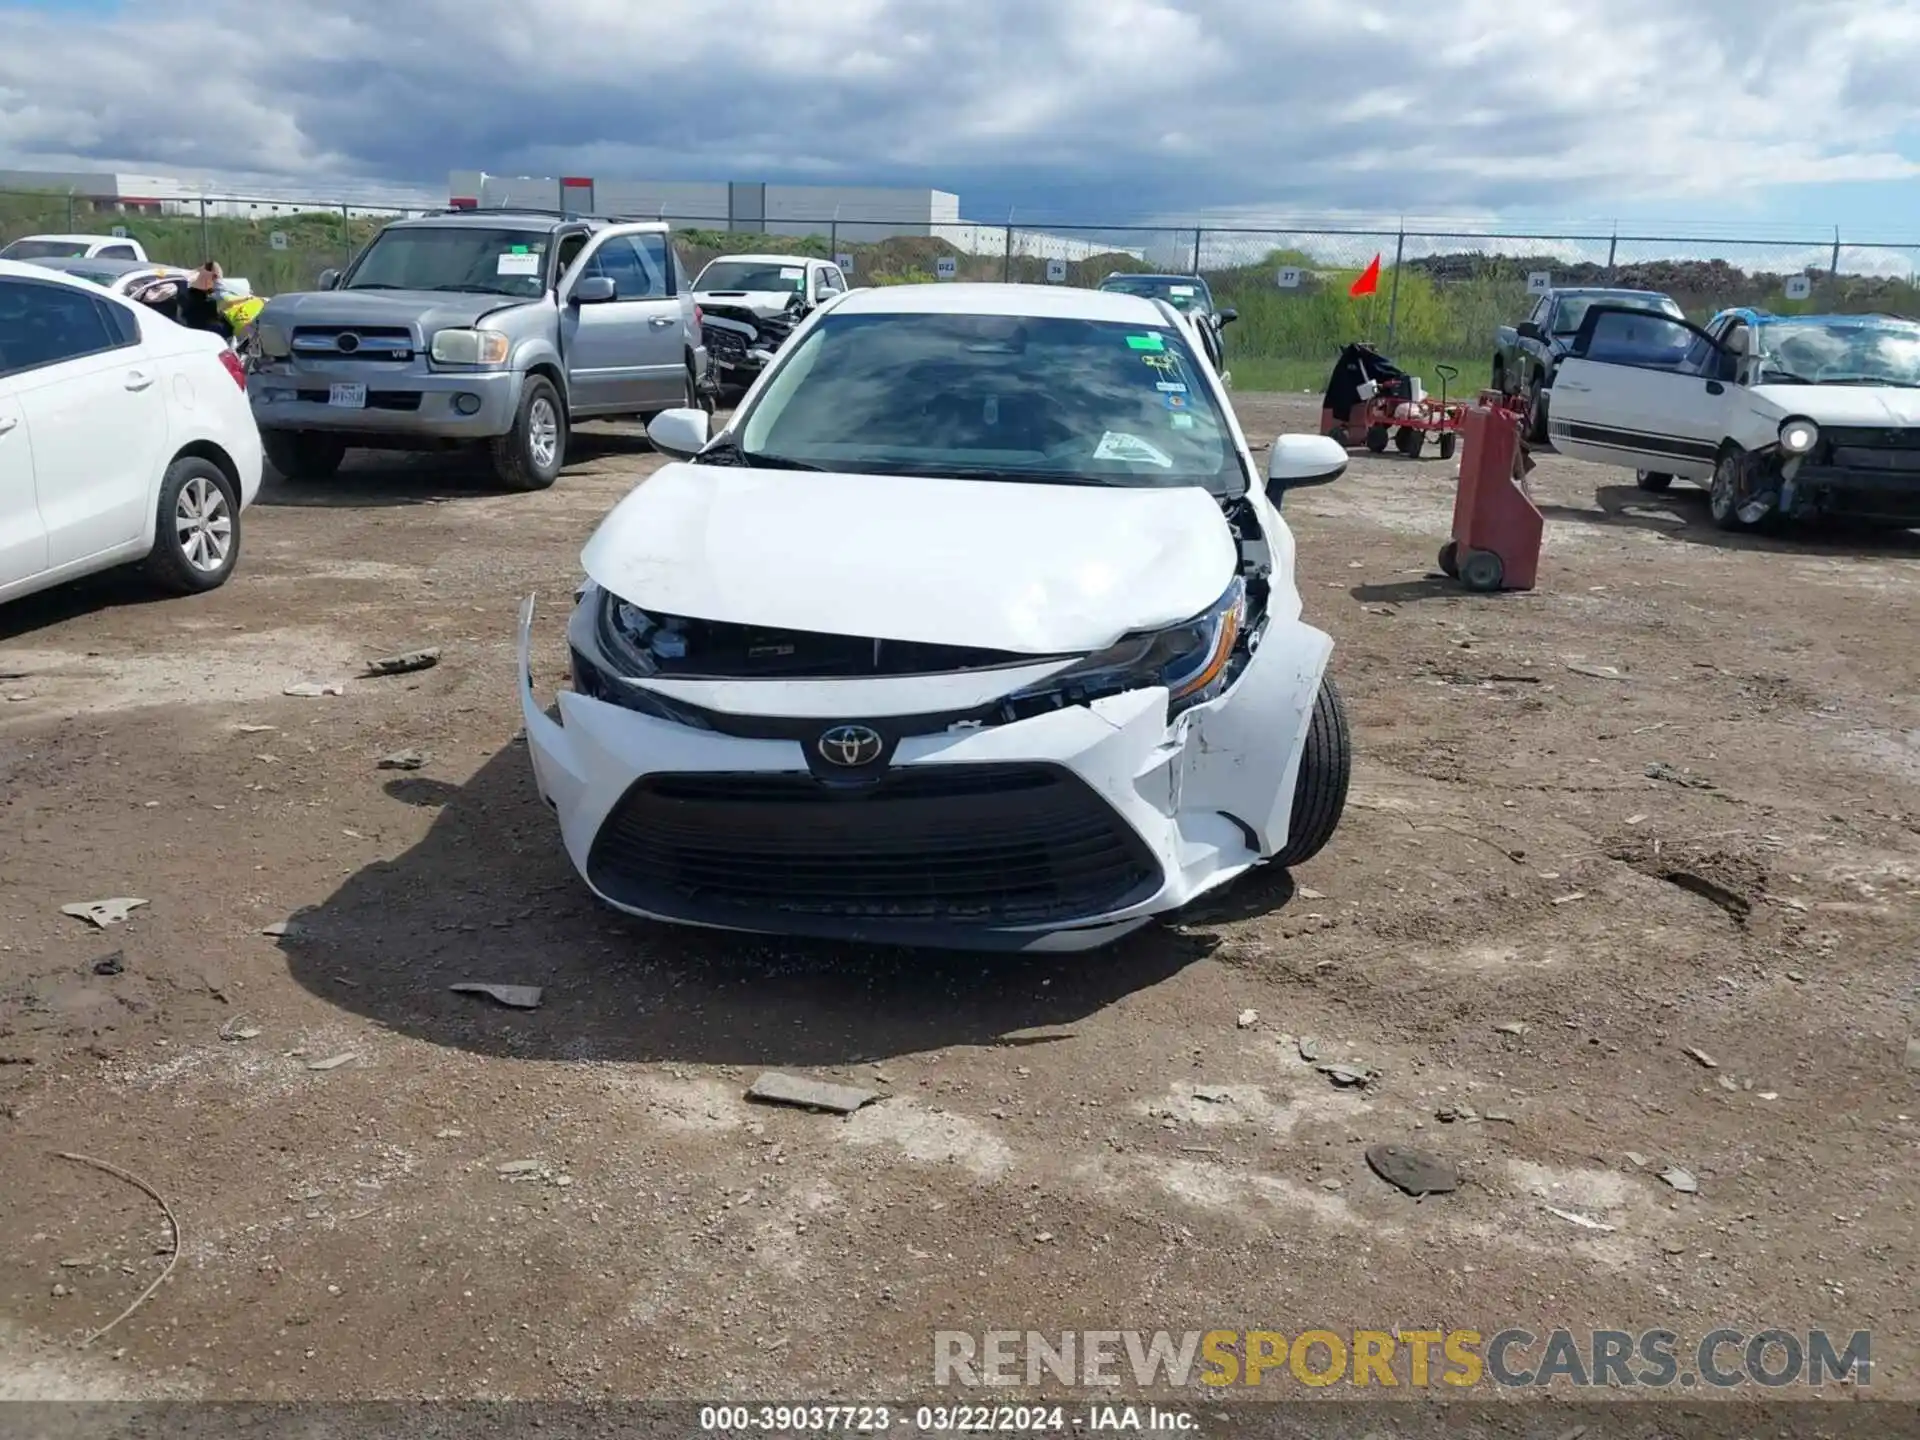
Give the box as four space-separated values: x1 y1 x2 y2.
8 189 1916 374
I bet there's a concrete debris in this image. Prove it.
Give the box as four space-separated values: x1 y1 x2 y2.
1236 1009 1258 1029
1317 1062 1375 1088
1365 1144 1458 1197
61 898 148 928
377 750 429 771
283 682 344 697
1565 662 1625 680
746 1072 878 1115
450 982 544 1010
1495 1022 1530 1036
307 1053 357 1072
1659 1166 1700 1195
1682 1046 1719 1070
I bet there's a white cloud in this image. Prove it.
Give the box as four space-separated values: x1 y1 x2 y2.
0 0 1914 223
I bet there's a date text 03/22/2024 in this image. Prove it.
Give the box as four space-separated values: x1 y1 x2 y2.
696 1405 1195 1432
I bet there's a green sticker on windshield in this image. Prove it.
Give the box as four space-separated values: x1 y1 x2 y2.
1126 333 1165 351
511 244 529 254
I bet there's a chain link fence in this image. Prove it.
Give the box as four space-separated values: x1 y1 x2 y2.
7 187 1918 391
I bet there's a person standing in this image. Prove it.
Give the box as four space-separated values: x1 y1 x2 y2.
178 262 234 340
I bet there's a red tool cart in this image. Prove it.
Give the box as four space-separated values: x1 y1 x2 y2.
1319 344 1468 458
1437 389 1544 592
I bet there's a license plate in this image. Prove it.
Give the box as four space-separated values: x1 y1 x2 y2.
328 383 366 409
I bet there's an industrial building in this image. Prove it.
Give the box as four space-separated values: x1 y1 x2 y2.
449 171 1139 261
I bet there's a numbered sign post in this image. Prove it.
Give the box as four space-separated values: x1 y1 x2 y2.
269 231 290 252
1784 274 1812 301
1275 267 1301 289
110 225 129 239
1046 258 1067 284
935 256 958 281
1527 272 1552 295
834 253 854 275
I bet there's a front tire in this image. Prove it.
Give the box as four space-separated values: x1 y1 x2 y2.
143 458 240 595
262 430 346 481
1525 373 1550 444
1274 676 1352 868
490 376 567 491
1709 448 1775 532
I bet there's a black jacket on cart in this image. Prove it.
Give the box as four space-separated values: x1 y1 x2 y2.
1322 342 1406 417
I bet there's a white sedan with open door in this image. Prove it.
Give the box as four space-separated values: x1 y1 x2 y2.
1547 304 1920 531
0 260 264 607
518 282 1353 952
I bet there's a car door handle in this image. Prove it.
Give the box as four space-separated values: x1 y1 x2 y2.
125 370 155 391
1556 381 1589 393
648 316 677 328
1705 380 1725 395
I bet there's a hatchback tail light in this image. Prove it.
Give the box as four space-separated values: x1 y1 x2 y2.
218 347 246 390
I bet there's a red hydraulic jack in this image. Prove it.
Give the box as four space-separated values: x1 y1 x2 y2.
1438 389 1544 592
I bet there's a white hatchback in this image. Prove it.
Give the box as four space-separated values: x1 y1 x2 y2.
519 282 1352 952
0 259 264 606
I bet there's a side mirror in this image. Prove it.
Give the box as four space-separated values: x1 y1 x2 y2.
646 407 712 461
1517 321 1544 342
317 269 340 291
1218 307 1238 325
573 275 617 305
1266 434 1347 498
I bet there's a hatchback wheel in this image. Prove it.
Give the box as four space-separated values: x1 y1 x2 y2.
1274 676 1352 868
144 458 240 595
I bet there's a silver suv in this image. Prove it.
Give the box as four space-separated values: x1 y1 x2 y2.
247 209 707 490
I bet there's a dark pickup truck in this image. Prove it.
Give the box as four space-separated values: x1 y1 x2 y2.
1493 286 1683 441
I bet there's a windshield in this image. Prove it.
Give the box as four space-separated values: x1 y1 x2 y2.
698 260 807 293
1553 293 1680 334
344 227 550 297
735 311 1241 489
2 239 90 259
1098 275 1213 313
1754 317 1920 387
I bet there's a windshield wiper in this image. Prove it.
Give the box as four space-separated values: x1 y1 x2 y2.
344 282 406 291
693 439 822 471
1816 375 1920 388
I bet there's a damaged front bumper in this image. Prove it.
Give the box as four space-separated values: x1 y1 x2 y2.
515 594 1333 953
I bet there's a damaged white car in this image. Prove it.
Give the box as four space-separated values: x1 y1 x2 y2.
517 283 1352 951
1549 305 1920 531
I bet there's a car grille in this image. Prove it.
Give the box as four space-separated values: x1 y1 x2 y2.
294 389 422 412
1820 427 1920 473
290 326 414 362
586 763 1159 926
703 325 753 364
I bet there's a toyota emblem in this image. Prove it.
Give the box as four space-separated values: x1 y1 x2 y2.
336 332 360 353
817 724 884 767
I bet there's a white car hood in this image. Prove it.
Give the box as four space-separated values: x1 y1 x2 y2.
1748 384 1920 426
696 290 798 320
580 464 1238 655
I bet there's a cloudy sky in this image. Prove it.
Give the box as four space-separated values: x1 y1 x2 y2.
3 0 1918 240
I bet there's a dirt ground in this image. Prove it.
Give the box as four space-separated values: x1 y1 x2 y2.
2 393 1917 1405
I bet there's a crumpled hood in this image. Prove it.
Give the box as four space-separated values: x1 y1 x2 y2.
695 289 801 320
580 464 1239 655
260 288 538 335
1747 384 1920 427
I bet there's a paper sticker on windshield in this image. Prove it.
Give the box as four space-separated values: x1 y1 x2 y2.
497 252 540 276
1171 413 1196 430
1163 392 1187 411
1156 381 1187 393
1126 333 1166 351
1170 285 1195 296
1093 431 1174 467
780 267 803 280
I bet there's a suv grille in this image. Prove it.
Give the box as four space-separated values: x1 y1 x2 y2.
290 326 414 362
1821 427 1920 473
586 764 1158 925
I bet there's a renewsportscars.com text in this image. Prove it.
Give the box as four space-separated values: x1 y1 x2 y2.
933 1329 1871 1390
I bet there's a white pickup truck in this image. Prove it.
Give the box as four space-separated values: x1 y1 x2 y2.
0 232 151 263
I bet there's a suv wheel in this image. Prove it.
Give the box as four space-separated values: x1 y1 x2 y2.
263 431 346 482
490 376 566 491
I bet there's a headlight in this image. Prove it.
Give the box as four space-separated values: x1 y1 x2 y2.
1779 417 1819 454
1015 578 1248 718
431 328 510 366
256 323 290 358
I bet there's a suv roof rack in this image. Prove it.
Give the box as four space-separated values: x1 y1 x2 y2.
417 205 672 225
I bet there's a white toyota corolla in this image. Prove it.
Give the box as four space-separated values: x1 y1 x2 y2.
518 283 1351 951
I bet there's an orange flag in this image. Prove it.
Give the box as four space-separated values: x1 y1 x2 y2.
1349 254 1382 297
